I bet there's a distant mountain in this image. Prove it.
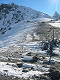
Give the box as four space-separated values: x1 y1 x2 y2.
53 11 60 20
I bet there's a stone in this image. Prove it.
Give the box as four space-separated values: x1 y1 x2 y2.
49 67 60 80
26 52 32 56
17 62 23 68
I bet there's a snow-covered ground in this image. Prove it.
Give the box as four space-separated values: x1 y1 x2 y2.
0 19 60 78
0 3 60 79
0 62 49 79
0 17 52 50
49 22 60 28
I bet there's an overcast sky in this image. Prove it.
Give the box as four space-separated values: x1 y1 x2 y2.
0 0 60 16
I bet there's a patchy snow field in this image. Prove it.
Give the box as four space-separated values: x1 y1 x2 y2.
0 17 60 79
0 61 49 79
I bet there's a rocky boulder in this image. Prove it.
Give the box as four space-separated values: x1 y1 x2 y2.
17 62 23 68
49 67 60 80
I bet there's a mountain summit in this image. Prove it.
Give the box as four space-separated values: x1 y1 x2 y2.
53 11 60 20
0 3 51 27
0 3 51 36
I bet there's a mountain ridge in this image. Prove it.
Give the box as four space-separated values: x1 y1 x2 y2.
0 3 51 27
0 2 52 37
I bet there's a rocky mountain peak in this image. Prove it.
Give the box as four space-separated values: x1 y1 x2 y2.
53 11 60 20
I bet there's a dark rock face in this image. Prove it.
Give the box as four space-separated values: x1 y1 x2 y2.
49 67 60 80
31 56 38 63
42 42 49 50
17 62 23 68
26 52 32 56
22 69 28 72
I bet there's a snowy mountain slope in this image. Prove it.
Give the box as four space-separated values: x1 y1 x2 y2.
0 3 51 36
0 3 52 49
0 17 53 49
0 21 34 47
1 3 58 55
0 3 51 22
